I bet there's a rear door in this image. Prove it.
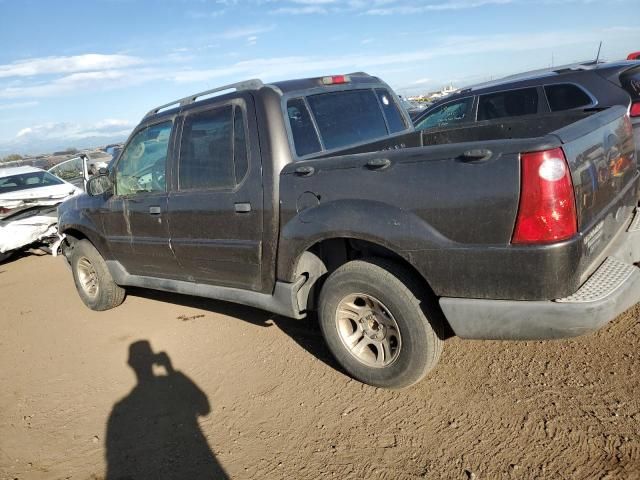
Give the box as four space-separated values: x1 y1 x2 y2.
167 96 264 291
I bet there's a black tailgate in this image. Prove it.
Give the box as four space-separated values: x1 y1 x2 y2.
554 105 638 231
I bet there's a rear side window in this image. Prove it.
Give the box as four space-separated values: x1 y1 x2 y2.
414 97 473 130
287 88 408 157
620 66 640 100
477 87 538 121
233 106 248 183
545 84 593 111
179 105 249 190
375 88 406 133
287 98 321 157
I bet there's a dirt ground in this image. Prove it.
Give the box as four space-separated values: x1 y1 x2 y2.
0 253 639 480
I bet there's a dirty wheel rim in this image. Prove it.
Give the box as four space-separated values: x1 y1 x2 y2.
335 293 402 368
77 257 99 299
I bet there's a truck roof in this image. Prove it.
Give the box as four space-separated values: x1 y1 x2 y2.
143 72 386 120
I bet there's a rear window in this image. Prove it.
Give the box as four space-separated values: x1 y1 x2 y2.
287 88 407 157
618 66 640 100
545 84 593 111
477 87 538 121
0 171 64 193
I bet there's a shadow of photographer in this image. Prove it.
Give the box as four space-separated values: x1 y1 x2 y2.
105 340 228 480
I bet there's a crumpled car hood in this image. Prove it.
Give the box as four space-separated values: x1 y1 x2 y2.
0 183 81 220
0 183 81 253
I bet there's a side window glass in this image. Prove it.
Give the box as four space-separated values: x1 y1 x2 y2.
179 106 234 190
477 87 538 121
287 98 321 157
415 97 473 130
375 88 407 134
233 106 248 184
545 84 592 111
115 121 172 196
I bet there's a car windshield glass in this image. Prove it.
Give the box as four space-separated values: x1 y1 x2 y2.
0 171 65 194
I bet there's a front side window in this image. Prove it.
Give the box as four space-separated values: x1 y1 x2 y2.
545 84 593 111
414 97 473 130
115 121 172 196
477 87 538 121
50 157 83 182
178 105 248 190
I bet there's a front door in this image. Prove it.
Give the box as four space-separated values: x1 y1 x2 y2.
104 119 183 279
167 99 264 291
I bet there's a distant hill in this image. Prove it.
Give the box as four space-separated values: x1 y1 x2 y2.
0 133 129 157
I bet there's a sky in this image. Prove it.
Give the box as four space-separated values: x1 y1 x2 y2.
0 0 638 154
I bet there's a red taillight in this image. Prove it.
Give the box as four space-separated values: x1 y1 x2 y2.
630 101 640 118
321 75 350 85
512 147 577 244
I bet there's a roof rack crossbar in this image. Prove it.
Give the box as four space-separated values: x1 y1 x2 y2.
144 79 264 118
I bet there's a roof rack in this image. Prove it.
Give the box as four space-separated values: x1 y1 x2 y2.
143 79 264 119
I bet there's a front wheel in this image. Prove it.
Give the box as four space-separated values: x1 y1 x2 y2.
318 259 443 389
70 239 125 311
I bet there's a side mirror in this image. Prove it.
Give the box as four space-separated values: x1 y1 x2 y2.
87 173 113 196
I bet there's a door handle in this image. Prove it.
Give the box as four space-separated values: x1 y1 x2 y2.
366 158 391 170
234 202 252 213
149 206 162 215
459 149 493 163
294 165 315 177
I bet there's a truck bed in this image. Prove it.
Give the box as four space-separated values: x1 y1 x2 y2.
280 106 638 302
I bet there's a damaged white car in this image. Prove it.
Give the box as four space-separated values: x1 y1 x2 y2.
0 166 82 262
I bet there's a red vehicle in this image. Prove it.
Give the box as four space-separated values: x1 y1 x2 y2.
627 51 640 60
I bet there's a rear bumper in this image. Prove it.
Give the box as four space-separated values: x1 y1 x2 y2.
439 213 640 340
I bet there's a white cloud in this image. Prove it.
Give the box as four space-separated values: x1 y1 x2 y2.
186 9 227 18
290 0 337 4
169 30 619 84
14 119 135 141
366 0 512 15
0 54 143 79
0 101 39 111
361 38 374 45
217 25 275 39
410 78 431 85
270 5 328 14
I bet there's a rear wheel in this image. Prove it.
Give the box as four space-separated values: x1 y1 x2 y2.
71 239 125 311
318 258 443 389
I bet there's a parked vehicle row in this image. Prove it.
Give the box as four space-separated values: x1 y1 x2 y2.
412 60 640 152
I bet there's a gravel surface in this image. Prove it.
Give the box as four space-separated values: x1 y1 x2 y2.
0 253 639 479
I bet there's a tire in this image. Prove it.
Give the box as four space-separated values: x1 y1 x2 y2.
318 258 443 389
70 239 125 311
0 251 12 263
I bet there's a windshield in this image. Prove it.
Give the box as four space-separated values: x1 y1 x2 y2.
0 170 65 194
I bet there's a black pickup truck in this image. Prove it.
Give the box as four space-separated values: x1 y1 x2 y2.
58 73 640 388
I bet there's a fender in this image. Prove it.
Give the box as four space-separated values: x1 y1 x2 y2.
277 199 453 285
57 194 112 259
